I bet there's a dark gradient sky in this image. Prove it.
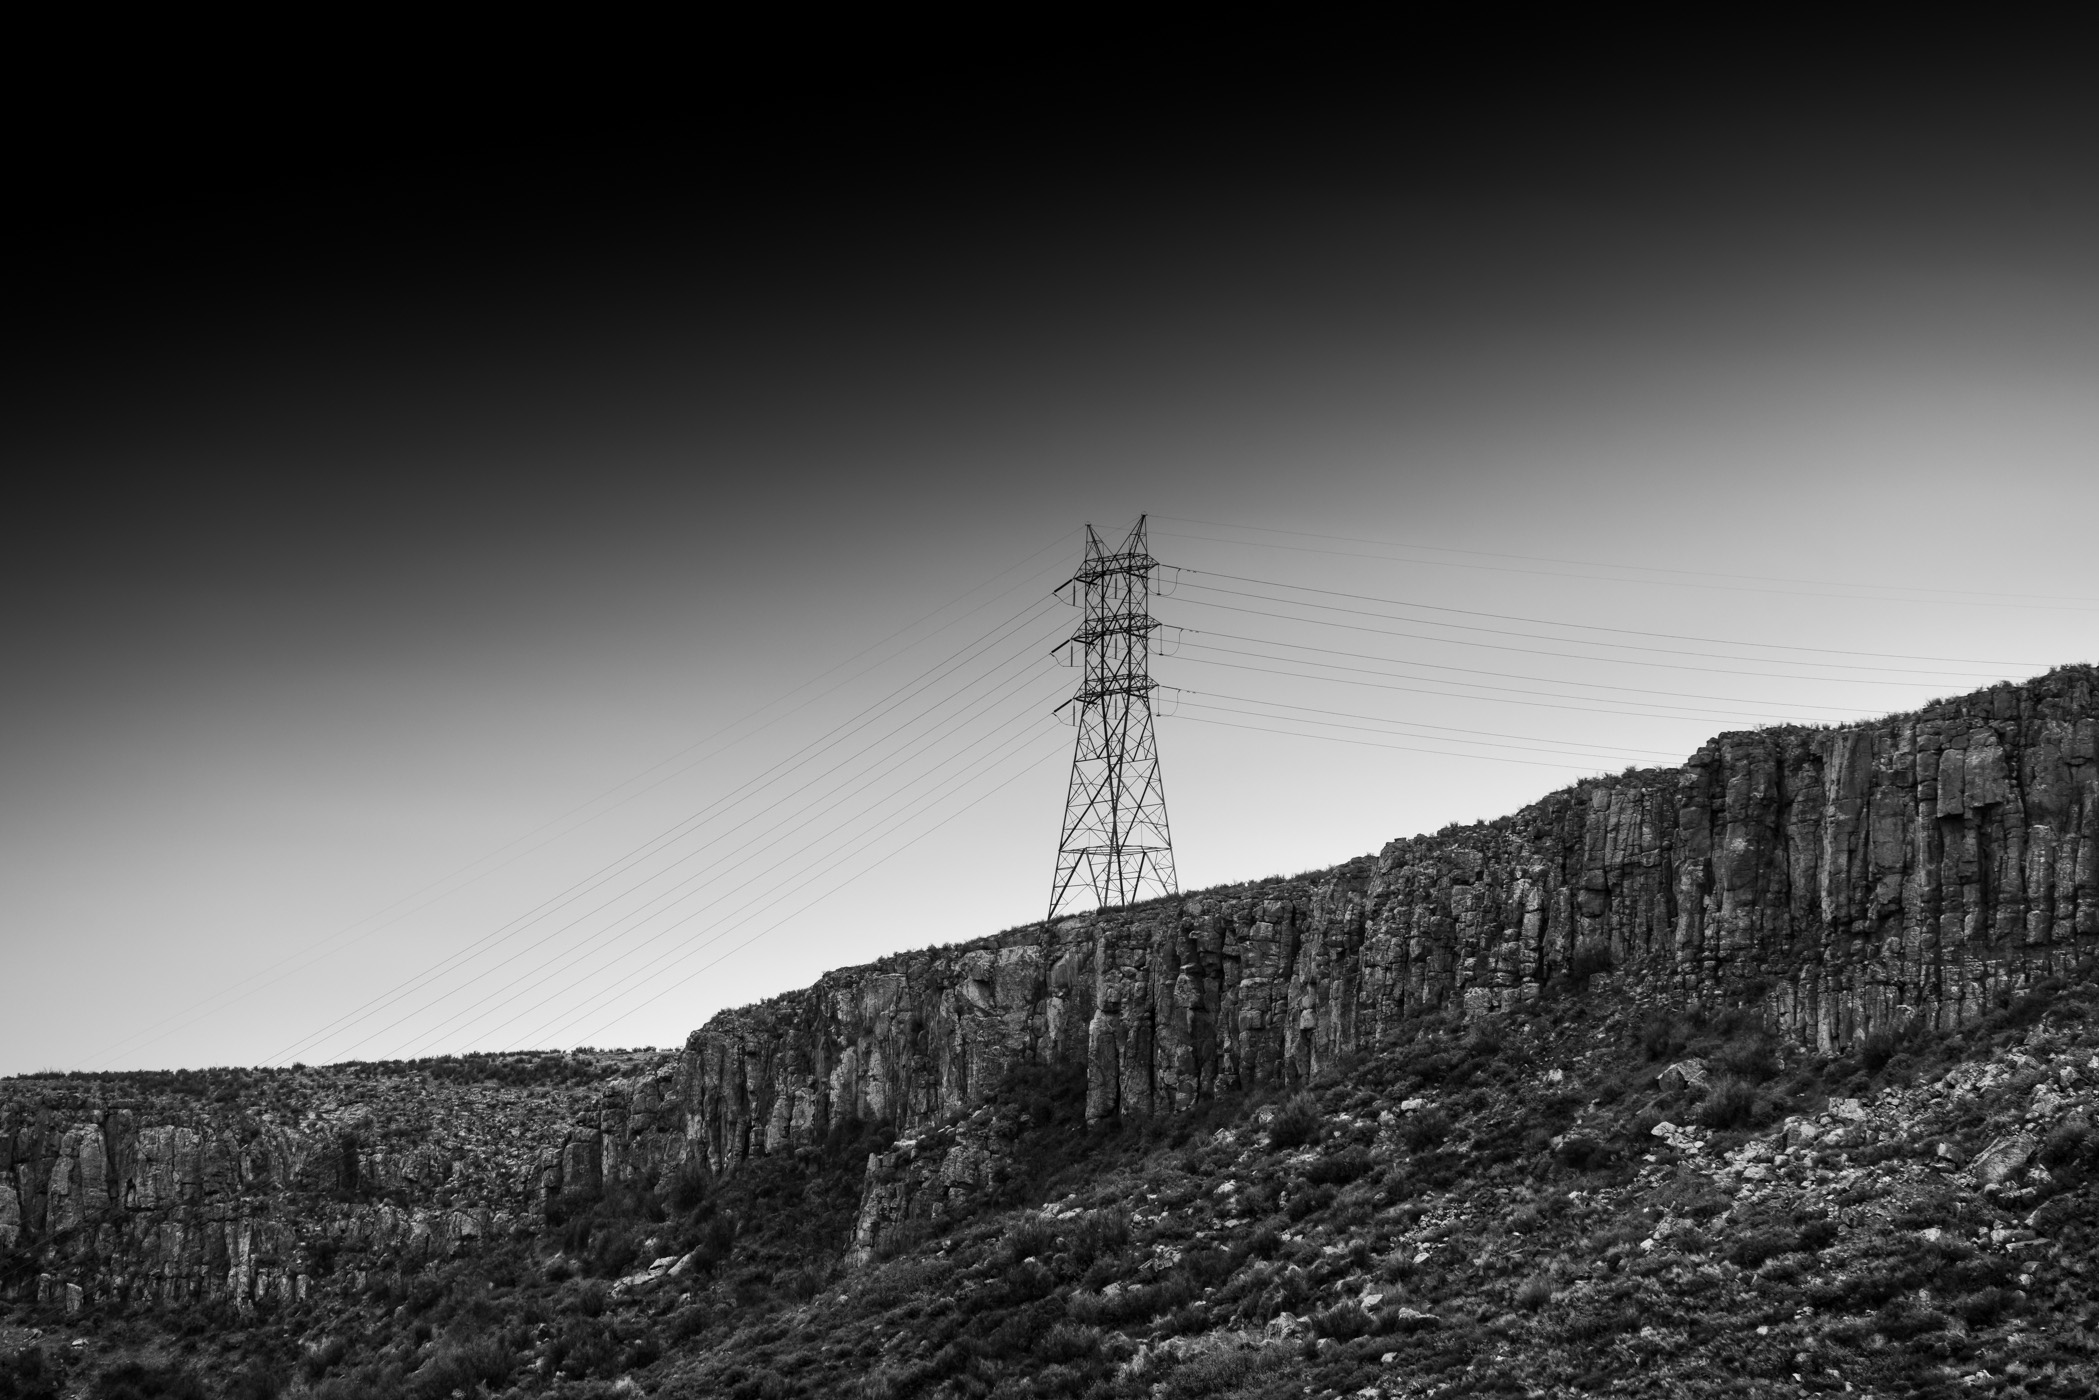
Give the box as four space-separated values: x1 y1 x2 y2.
6 42 2097 1073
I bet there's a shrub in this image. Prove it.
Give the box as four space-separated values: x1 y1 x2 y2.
2041 1118 2091 1168
1554 1135 1609 1171
1305 1146 1373 1187
1874 1299 1948 1341
855 1257 954 1312
1514 1274 1554 1311
1795 1218 1839 1253
1 1347 62 1400
1698 1076 1758 1130
1638 1015 1689 1062
691 1210 738 1272
91 1364 210 1400
302 1337 350 1383
1402 1109 1452 1152
1065 1208 1130 1266
1955 1287 2016 1328
1712 1034 1779 1083
1562 1307 1637 1343
998 1212 1061 1266
667 1304 711 1342
542 1317 619 1380
1566 945 1613 985
1310 1302 1375 1340
666 1160 712 1213
226 1362 289 1400
1038 1323 1103 1365
408 1337 513 1400
1726 1232 1794 1270
1268 1093 1321 1150
1464 1017 1507 1058
1859 1030 1905 1076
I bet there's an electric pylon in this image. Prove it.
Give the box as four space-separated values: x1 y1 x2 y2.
1047 515 1178 920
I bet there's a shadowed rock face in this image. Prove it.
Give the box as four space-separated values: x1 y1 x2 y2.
683 666 2099 1174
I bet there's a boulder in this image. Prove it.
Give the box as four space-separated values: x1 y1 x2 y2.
1659 1061 1710 1095
1972 1132 2040 1189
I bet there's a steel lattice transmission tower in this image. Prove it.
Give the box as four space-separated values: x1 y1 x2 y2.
1047 516 1178 920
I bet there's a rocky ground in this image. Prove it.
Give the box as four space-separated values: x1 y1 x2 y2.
10 972 2099 1398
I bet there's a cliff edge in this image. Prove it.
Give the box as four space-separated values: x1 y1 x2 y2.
681 666 2099 1173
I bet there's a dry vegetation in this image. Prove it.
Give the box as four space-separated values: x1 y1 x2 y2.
11 977 2099 1398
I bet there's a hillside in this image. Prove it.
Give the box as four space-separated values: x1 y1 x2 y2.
4 665 2097 1399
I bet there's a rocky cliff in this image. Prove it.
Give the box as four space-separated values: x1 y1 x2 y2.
0 1053 683 1314
7 666 2095 1325
681 666 2099 1175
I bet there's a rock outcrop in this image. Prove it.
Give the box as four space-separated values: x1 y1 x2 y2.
9 666 2096 1309
682 667 2099 1177
0 1054 683 1310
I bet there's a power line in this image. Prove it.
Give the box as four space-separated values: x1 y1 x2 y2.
82 527 1082 1072
1155 518 2099 614
1172 651 1821 726
1174 711 1628 771
516 731 1074 1054
263 590 1065 1067
1171 567 2044 668
1171 582 2023 683
1179 636 1882 715
374 664 1069 1061
378 712 1064 1060
1175 691 1682 763
270 604 1061 1067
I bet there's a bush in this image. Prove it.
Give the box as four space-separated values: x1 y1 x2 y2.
1566 945 1613 985
1310 1302 1375 1340
1305 1146 1373 1186
1 1347 62 1400
408 1337 513 1400
226 1362 289 1400
1859 1030 1905 1076
1402 1109 1452 1152
542 1317 619 1380
1796 1218 1839 1253
1955 1287 2016 1328
91 1364 210 1400
1638 1015 1689 1062
998 1213 1059 1266
1554 1135 1609 1171
1514 1274 1554 1311
2041 1118 2091 1168
666 1160 712 1213
1698 1076 1758 1130
302 1336 350 1383
1712 1034 1779 1083
667 1304 711 1343
1726 1232 1794 1270
1873 1299 1948 1341
1039 1323 1103 1365
1268 1094 1321 1150
1065 1208 1130 1266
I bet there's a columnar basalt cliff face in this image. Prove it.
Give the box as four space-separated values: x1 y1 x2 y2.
683 667 2099 1175
0 1055 681 1311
